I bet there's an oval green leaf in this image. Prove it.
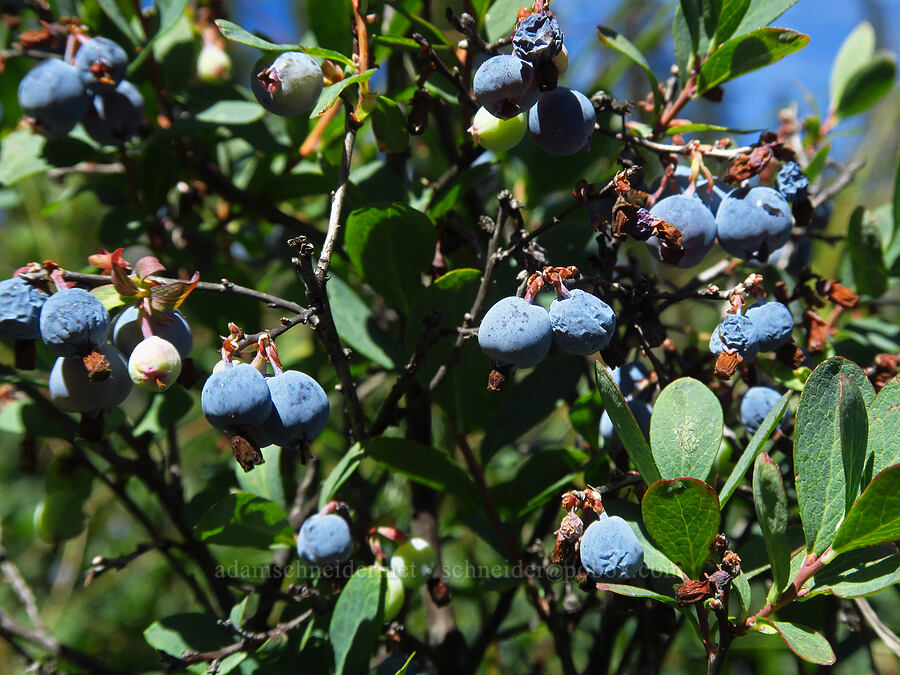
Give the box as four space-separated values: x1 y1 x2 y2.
832 464 900 555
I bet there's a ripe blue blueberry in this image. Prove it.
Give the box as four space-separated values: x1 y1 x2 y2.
253 370 330 446
549 289 616 355
48 344 132 413
775 161 809 204
74 37 128 92
709 314 759 361
478 296 552 368
579 515 644 579
17 58 90 136
297 513 353 566
746 302 794 351
528 87 595 155
740 386 787 435
648 194 717 268
39 288 110 357
600 399 652 442
473 54 540 120
512 12 564 64
0 277 47 340
652 164 726 213
252 52 323 117
82 80 145 146
716 186 793 261
112 305 193 358
200 362 272 431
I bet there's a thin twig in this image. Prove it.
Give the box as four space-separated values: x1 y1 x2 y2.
0 542 44 631
810 159 865 209
595 126 752 160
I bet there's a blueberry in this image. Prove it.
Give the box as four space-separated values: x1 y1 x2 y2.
112 305 193 359
49 344 132 413
391 537 438 589
579 515 644 579
600 398 652 442
746 301 794 351
473 54 540 120
775 161 809 204
549 289 615 355
252 52 323 117
716 186 793 261
253 370 330 446
652 164 727 213
647 193 717 268
82 80 144 146
39 288 110 357
74 37 128 92
709 314 759 361
809 200 833 231
468 106 527 152
528 86 595 155
478 296 552 368
740 386 787 435
200 362 272 431
128 336 182 392
0 277 47 340
512 12 564 64
297 513 353 566
17 58 90 136
607 361 650 399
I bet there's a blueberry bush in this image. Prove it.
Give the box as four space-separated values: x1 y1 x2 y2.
0 1 898 673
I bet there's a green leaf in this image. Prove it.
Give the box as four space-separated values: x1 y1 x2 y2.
133 385 194 436
716 0 752 43
569 391 604 450
484 0 525 42
372 97 409 154
867 379 900 478
195 100 266 126
128 0 190 75
829 22 876 108
97 0 142 45
720 391 791 506
673 5 697 83
753 452 791 593
809 545 900 598
90 284 127 312
731 571 751 620
698 27 809 94
311 69 378 118
214 19 355 66
330 566 386 674
365 437 478 509
835 52 897 120
677 0 703 56
728 0 799 39
831 465 900 554
144 612 236 658
319 443 365 509
595 362 661 484
194 492 295 550
0 130 50 186
235 446 286 509
663 123 760 136
597 26 663 112
615 500 684 578
804 144 830 183
328 275 400 369
794 357 874 555
755 619 836 665
847 206 889 299
307 0 353 58
839 375 869 511
650 377 723 481
595 582 679 607
642 478 720 578
344 203 436 314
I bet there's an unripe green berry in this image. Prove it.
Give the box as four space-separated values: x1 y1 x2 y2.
361 565 405 621
468 106 527 152
390 537 437 589
128 336 182 391
197 43 232 82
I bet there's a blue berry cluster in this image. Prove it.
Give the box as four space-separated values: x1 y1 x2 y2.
472 11 595 156
709 300 794 376
18 37 144 144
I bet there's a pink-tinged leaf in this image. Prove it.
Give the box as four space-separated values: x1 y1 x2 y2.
89 247 129 272
110 261 139 297
148 272 199 312
134 256 167 280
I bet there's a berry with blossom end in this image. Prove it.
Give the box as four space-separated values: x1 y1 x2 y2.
75 37 128 92
128 336 182 392
251 52 323 116
468 106 527 152
49 344 132 414
709 314 760 361
201 362 272 431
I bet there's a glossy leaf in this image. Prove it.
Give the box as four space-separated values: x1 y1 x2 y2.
716 0 752 43
595 582 679 607
311 69 378 118
307 0 353 58
839 375 868 511
144 612 237 659
235 446 286 509
328 274 400 369
794 357 874 555
650 377 723 481
642 478 720 579
569 391 604 450
831 464 900 554
720 390 791 506
319 443 365 509
753 452 791 593
595 362 661 484
492 448 588 519
195 100 266 126
755 619 836 665
484 0 523 42
194 492 295 550
867 378 900 478
731 571 752 621
344 203 436 313
835 52 897 120
726 0 799 40
829 22 876 108
698 27 809 94
847 206 889 299
809 545 900 598
372 97 409 154
0 130 50 186
330 567 386 675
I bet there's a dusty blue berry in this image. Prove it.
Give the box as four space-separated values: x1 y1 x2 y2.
579 515 644 580
254 370 330 446
478 296 552 368
297 513 353 566
746 302 794 351
716 186 792 261
39 288 110 357
740 386 788 435
75 37 128 92
709 314 759 361
648 193 717 268
528 87 595 155
200 362 272 431
17 58 90 136
512 12 564 64
0 277 47 340
652 164 726 213
473 54 540 120
549 289 615 355
48 344 132 413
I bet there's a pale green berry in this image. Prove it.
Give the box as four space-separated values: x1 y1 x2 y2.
390 537 437 589
468 106 527 152
128 336 182 391
197 43 232 82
